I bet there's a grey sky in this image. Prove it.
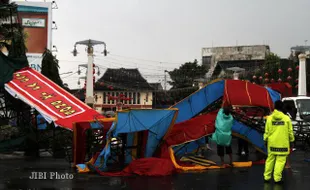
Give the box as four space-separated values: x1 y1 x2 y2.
16 0 310 88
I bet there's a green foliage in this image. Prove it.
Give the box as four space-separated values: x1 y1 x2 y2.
261 53 281 80
41 49 64 87
0 3 28 59
168 59 207 89
7 26 28 58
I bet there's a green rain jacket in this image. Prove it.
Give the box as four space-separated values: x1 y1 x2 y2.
264 109 295 155
211 108 234 146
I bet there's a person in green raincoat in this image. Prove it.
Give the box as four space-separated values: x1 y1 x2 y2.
211 107 234 166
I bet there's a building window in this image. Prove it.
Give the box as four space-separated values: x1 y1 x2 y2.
133 92 136 104
145 93 148 102
107 93 111 104
103 92 106 104
112 92 115 104
137 92 140 104
124 92 128 104
128 92 132 104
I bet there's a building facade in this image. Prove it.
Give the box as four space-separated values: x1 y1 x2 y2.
202 45 270 79
93 68 154 114
94 91 153 113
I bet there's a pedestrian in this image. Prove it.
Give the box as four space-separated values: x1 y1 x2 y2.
211 106 234 166
263 100 295 184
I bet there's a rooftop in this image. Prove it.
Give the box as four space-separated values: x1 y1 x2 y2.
291 46 310 51
95 68 153 91
149 83 163 91
202 45 270 49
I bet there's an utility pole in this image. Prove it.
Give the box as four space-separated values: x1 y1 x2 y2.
72 39 107 108
164 70 168 91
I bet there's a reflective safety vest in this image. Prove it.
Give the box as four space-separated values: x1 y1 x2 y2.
264 109 295 155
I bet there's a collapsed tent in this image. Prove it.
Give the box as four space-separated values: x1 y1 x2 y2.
167 79 280 161
76 79 280 176
73 118 115 165
5 67 103 130
76 109 178 173
156 111 218 159
265 82 292 98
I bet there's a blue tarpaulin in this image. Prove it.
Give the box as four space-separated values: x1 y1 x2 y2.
91 109 178 171
172 80 224 124
266 87 281 103
232 119 267 154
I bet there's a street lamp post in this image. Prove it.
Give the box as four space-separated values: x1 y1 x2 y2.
72 39 107 108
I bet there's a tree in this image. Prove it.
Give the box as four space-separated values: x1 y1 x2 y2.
159 59 206 104
168 59 207 89
41 48 64 87
0 2 28 58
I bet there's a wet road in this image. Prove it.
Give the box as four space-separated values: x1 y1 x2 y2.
1 149 310 189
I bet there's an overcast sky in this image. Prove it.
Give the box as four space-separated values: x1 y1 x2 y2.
15 0 310 88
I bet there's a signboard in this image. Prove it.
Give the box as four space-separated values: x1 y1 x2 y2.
27 54 43 71
22 18 46 28
5 68 103 130
15 1 53 72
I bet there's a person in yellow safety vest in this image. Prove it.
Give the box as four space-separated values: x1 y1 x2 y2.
263 100 295 184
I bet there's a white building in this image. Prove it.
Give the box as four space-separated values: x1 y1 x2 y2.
93 68 154 113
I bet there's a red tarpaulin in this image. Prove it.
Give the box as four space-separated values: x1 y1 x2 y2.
265 82 292 97
223 80 273 110
96 157 176 176
157 111 218 158
5 67 103 130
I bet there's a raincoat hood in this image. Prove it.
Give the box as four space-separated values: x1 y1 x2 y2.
222 112 233 120
272 109 285 120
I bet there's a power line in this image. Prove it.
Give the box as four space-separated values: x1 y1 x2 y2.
103 53 183 65
94 58 167 72
95 58 201 73
62 67 86 79
58 59 87 64
98 56 177 69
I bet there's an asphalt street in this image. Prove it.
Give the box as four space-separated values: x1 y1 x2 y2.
1 141 310 190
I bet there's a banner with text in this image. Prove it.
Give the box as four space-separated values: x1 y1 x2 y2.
5 68 103 130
